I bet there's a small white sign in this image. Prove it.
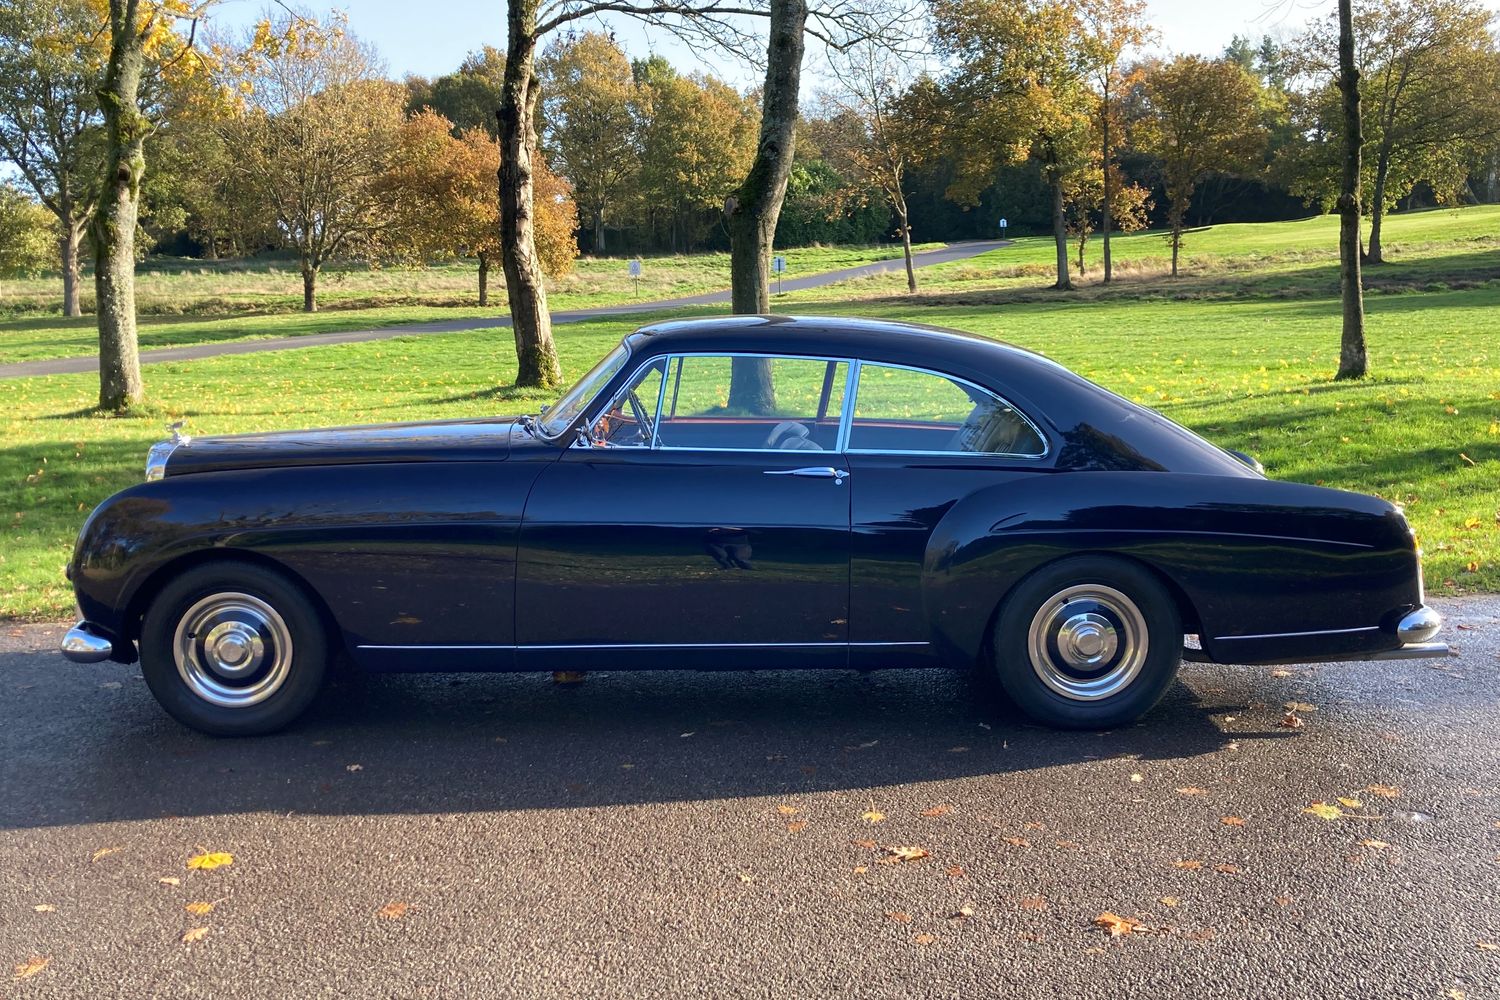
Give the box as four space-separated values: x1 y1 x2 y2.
628 259 642 277
998 218 1008 230
772 255 787 274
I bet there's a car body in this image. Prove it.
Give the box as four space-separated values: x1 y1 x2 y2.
62 315 1448 734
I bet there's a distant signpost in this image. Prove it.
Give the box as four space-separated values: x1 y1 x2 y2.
772 254 787 295
628 258 642 296
998 217 1008 238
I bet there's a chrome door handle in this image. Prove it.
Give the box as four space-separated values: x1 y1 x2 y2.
764 466 849 483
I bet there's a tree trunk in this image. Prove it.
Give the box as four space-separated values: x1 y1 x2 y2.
594 207 606 256
1050 177 1071 291
725 0 806 414
498 7 562 390
60 222 83 318
1076 232 1087 276
895 198 916 294
301 264 317 313
1335 0 1367 380
1364 144 1391 265
91 0 147 413
478 251 490 307
1101 93 1113 285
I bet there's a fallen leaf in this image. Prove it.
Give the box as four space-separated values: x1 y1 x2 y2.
1183 927 1218 942
376 901 409 920
33 904 56 913
180 927 210 945
1176 787 1208 796
1019 896 1048 910
1270 669 1293 678
737 872 754 883
1279 712 1304 729
1055 839 1081 850
186 851 233 871
13 957 50 979
91 846 122 863
1214 863 1242 875
1275 896 1293 906
1129 773 1144 783
1159 896 1180 907
879 845 930 864
913 933 937 945
851 839 878 850
1337 797 1363 809
862 810 886 825
786 820 808 834
184 901 216 916
1475 942 1499 952
158 877 181 887
1172 860 1203 870
853 865 868 874
345 764 363 772
945 865 965 878
1220 816 1246 827
950 906 975 920
775 805 799 816
1002 836 1030 848
1303 802 1344 820
679 732 695 738
1093 912 1139 937
1359 839 1390 849
886 910 913 923
1365 785 1401 798
921 805 952 818
1285 701 1317 712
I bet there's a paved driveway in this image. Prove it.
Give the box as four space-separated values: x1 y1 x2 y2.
3 596 1498 998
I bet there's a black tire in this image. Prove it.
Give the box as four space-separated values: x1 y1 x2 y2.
989 556 1182 730
138 560 329 736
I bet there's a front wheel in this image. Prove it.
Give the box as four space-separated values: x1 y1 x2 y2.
990 556 1182 729
139 561 329 736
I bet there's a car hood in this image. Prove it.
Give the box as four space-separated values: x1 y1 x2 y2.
163 417 522 477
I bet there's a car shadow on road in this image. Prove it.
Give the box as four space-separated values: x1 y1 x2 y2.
4 662 1289 830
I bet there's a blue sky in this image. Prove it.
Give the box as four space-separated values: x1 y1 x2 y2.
207 0 1500 85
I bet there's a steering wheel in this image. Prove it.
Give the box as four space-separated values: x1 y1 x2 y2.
624 389 655 444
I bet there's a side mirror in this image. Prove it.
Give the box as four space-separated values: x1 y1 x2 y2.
1227 449 1265 475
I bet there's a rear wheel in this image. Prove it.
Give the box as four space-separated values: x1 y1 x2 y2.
139 561 329 736
990 556 1182 729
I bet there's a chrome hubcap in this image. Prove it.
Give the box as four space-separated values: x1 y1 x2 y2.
1027 584 1148 701
172 593 293 708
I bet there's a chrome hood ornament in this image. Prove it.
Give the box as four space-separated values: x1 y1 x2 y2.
168 420 192 446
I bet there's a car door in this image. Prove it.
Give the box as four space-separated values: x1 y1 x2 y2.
842 362 1050 667
514 353 855 671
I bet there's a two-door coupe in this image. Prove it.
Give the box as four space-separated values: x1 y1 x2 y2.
61 316 1447 735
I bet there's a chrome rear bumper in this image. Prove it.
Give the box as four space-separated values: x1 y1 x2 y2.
1356 641 1450 661
60 621 115 663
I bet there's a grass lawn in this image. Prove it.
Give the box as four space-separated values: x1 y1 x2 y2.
0 243 941 365
3 292 1496 620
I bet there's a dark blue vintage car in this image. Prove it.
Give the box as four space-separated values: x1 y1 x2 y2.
61 316 1446 735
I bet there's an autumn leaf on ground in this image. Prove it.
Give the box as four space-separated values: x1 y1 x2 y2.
377 901 409 920
1365 785 1401 798
945 865 965 878
1019 896 1048 910
158 877 181 887
786 820 808 834
949 906 975 920
33 904 56 913
1220 816 1246 827
1359 838 1390 849
13 956 50 980
345 764 363 772
879 845 930 864
1176 787 1208 796
1280 712 1304 729
737 872 754 883
1172 859 1203 870
1303 802 1344 820
1093 912 1139 937
1284 702 1317 713
1159 896 1180 907
885 911 913 923
913 933 937 945
180 927 210 945
1129 773 1144 783
921 805 952 818
90 846 122 863
1002 836 1030 848
184 901 219 916
186 851 233 871
1477 942 1499 952
1270 669 1293 678
852 865 868 874
1214 863 1242 875
1337 797 1363 809
862 810 886 825
775 805 798 816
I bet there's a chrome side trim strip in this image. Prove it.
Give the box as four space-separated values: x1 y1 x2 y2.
1212 625 1380 642
357 641 930 651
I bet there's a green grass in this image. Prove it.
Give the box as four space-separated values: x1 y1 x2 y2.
1 209 1496 619
0 243 940 365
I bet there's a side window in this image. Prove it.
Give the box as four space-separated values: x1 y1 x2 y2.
584 358 665 448
657 355 849 452
848 364 1045 457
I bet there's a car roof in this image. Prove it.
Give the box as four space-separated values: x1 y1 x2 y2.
623 315 1070 384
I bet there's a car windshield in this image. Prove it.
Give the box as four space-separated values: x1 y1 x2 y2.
537 342 630 438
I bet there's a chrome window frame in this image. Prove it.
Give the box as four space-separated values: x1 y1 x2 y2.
578 355 670 448
844 360 1050 460
539 341 632 441
647 352 857 454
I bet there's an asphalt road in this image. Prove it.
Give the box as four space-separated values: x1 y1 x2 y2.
3 596 1498 999
0 241 1011 381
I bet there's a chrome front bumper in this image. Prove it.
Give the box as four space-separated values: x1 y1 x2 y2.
1361 606 1449 660
60 621 115 663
